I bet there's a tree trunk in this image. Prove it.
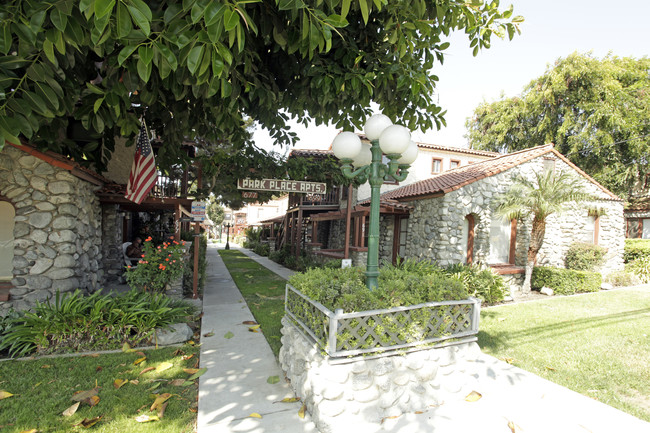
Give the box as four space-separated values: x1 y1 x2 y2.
522 216 547 294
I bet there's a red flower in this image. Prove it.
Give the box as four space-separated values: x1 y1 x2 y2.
127 265 131 269
141 254 145 258
159 264 166 270
145 236 152 242
165 258 169 261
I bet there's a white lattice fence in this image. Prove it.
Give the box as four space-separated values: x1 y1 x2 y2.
285 284 480 359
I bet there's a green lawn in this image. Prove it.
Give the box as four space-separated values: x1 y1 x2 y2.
218 250 286 357
479 287 650 421
0 345 200 433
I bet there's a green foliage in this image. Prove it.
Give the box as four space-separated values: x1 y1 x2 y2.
0 0 521 185
627 256 650 284
0 290 195 358
125 236 186 292
252 242 270 257
531 266 602 295
603 270 641 287
565 242 607 271
624 239 650 263
288 260 468 313
467 53 650 197
445 263 509 305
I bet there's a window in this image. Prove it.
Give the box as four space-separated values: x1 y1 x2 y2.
489 216 514 264
431 158 442 174
450 160 460 169
0 200 15 281
584 215 600 244
393 216 409 263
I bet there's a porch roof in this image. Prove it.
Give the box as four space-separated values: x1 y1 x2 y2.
310 201 411 221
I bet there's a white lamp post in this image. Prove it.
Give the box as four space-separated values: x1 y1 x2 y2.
331 114 418 290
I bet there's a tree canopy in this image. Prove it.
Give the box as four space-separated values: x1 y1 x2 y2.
1 0 521 165
466 53 650 197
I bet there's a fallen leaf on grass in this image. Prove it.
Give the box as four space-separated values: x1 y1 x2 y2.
95 366 102 372
40 364 51 369
150 393 172 411
62 402 80 417
267 376 280 384
275 397 300 403
74 416 103 428
503 357 516 365
188 407 198 413
113 379 127 389
298 404 306 419
224 331 234 339
545 366 556 371
242 320 258 325
148 383 161 391
122 342 133 352
182 354 194 361
19 429 37 433
507 420 517 432
85 395 100 407
140 367 155 375
203 332 214 337
464 391 482 402
156 362 173 372
71 387 99 402
183 368 199 375
82 353 99 358
187 368 207 381
171 379 186 386
130 380 139 385
33 382 41 389
414 411 424 414
0 391 14 400
157 401 169 418
187 340 196 345
133 357 147 365
135 415 159 423
249 413 262 419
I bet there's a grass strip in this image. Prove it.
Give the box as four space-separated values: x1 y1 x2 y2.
0 344 200 433
218 250 286 357
479 287 650 421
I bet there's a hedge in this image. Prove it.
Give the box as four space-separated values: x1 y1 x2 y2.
531 266 602 295
624 239 650 263
564 242 607 271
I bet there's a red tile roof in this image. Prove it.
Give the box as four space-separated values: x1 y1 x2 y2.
378 144 621 202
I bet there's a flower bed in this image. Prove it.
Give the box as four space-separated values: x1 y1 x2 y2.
284 283 480 359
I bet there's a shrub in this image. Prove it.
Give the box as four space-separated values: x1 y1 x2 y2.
565 242 607 271
624 239 650 263
627 255 650 283
531 266 602 295
603 270 641 287
444 263 509 305
0 290 196 358
252 243 270 257
125 236 186 293
288 260 469 313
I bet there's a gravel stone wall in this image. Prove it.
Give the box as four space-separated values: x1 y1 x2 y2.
0 146 103 314
279 317 481 432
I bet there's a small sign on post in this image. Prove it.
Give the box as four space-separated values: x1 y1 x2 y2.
191 201 206 222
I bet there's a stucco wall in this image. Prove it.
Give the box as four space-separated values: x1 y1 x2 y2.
404 153 625 275
0 146 103 313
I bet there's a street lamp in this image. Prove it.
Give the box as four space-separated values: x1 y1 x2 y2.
331 114 418 290
225 222 231 250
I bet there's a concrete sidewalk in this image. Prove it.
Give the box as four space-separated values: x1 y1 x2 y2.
197 243 316 433
197 244 649 433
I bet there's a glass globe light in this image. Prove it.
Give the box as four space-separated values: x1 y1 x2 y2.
352 142 372 167
364 114 393 141
331 131 362 160
397 140 419 165
378 125 410 155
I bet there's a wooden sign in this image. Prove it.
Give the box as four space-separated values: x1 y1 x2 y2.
241 191 258 199
237 178 327 194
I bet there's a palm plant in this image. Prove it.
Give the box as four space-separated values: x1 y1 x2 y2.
496 169 592 293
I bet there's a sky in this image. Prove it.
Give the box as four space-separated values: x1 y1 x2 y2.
253 0 650 154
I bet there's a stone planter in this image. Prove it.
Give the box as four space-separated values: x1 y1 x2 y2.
279 284 481 432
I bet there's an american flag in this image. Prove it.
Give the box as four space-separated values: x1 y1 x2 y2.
125 119 157 204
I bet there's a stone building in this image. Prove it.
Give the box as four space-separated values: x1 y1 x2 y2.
0 139 198 314
372 144 625 287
